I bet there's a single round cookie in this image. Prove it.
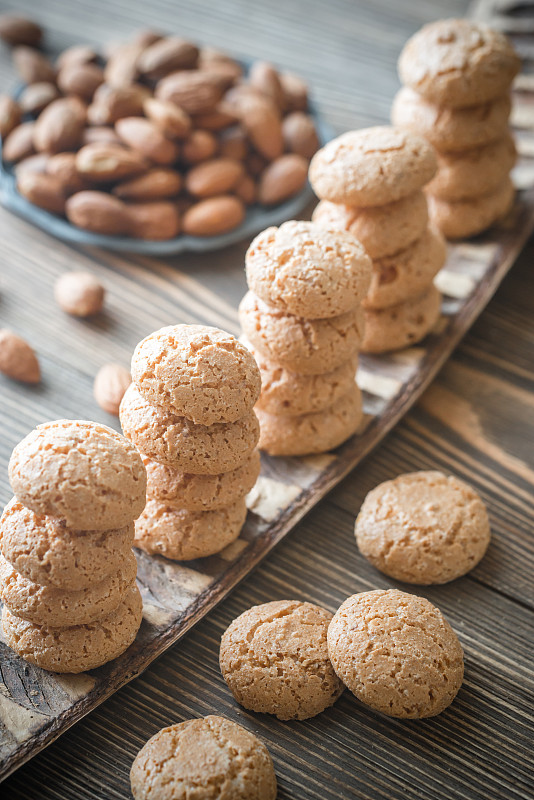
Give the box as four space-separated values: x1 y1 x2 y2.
355 471 490 584
391 87 512 153
0 497 134 590
363 225 446 311
427 176 515 239
131 325 261 425
120 384 259 473
248 341 357 417
130 715 277 800
257 386 363 456
398 19 520 109
361 285 441 354
0 550 137 626
327 589 464 718
245 220 372 319
2 585 142 674
144 450 260 511
8 420 147 530
220 600 344 720
309 127 437 207
427 134 516 202
312 191 429 260
134 497 247 560
239 291 364 376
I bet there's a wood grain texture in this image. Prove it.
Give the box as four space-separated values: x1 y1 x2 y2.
1 0 533 798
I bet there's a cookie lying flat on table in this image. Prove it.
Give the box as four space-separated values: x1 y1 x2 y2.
220 600 344 720
327 589 464 718
356 471 491 584
245 220 372 319
309 126 437 206
312 190 429 260
361 285 441 354
130 716 277 800
131 324 261 425
8 419 146 530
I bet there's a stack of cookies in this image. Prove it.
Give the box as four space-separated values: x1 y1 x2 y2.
0 420 146 674
239 220 372 456
310 126 446 354
393 18 520 239
119 324 261 560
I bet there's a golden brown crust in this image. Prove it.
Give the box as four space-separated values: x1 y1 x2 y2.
361 286 442 354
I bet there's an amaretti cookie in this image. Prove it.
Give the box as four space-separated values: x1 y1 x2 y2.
134 497 247 560
130 716 277 800
220 600 344 720
0 498 134 590
8 419 146 530
131 324 261 425
427 177 515 239
309 126 437 206
2 585 143 674
312 191 429 260
355 471 491 584
245 220 372 318
327 589 464 718
361 285 441 354
257 386 363 456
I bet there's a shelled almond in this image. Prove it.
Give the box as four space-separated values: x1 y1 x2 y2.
0 18 320 238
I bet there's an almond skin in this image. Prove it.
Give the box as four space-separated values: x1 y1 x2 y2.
219 127 248 161
81 126 122 146
104 42 144 88
115 117 179 165
0 95 22 138
234 173 257 205
282 112 319 159
54 271 105 316
192 103 237 131
88 83 150 125
280 72 309 111
56 44 99 71
137 36 199 79
14 153 50 178
143 97 192 140
249 61 285 110
125 201 181 239
19 82 60 115
0 329 40 383
75 143 147 182
94 363 132 416
155 70 224 115
113 168 182 200
186 157 243 198
182 195 244 236
0 16 43 47
33 98 85 154
66 191 131 235
57 63 105 101
258 153 308 205
17 172 66 214
2 121 36 162
46 152 88 194
13 46 55 84
236 95 283 161
182 130 218 164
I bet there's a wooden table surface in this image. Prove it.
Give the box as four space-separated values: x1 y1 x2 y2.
1 0 533 798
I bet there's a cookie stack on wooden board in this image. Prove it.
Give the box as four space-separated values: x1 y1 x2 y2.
119 325 261 560
310 126 446 354
239 220 371 456
0 420 146 673
392 18 520 240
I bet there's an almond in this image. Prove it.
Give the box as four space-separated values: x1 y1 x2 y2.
89 83 150 124
104 42 144 88
17 172 66 214
280 72 309 111
82 126 122 146
236 95 283 161
54 271 105 316
19 82 60 115
2 121 36 162
133 30 163 48
143 98 192 139
115 117 179 165
186 157 243 197
199 48 243 84
125 201 181 239
57 63 105 100
193 103 237 132
13 46 55 84
94 363 131 416
47 152 88 193
183 195 244 236
56 44 98 71
14 153 50 178
75 143 147 182
0 15 43 47
219 127 248 161
155 70 223 115
137 36 199 79
0 95 22 138
246 152 268 177
182 129 218 164
0 329 40 383
113 168 182 200
33 98 85 154
258 153 308 205
234 173 257 205
66 191 131 235
282 112 319 159
248 61 285 109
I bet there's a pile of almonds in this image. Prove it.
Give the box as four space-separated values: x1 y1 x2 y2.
0 16 320 239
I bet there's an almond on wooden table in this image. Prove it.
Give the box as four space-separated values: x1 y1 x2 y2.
94 363 131 415
0 329 40 384
0 15 43 47
65 191 131 235
54 271 106 316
